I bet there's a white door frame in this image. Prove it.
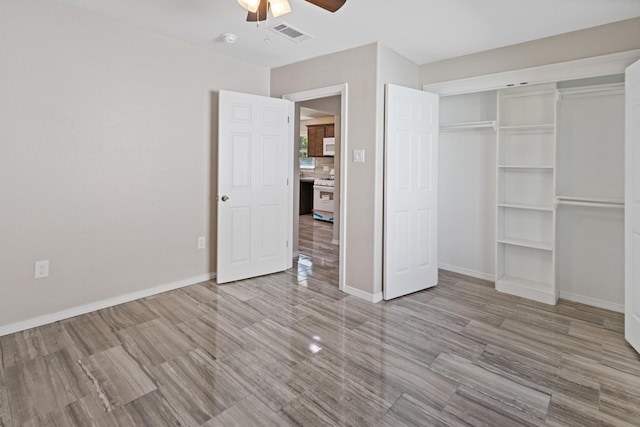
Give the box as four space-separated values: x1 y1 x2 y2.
283 84 348 292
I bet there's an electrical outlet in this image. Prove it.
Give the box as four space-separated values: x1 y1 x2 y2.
35 260 49 279
353 149 365 163
197 236 206 249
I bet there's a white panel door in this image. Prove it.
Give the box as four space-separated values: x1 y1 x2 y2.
384 84 439 300
626 59 640 353
217 90 292 284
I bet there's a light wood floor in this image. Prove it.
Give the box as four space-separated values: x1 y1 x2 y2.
1 219 640 425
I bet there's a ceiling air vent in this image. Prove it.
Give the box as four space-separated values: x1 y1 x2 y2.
270 22 312 43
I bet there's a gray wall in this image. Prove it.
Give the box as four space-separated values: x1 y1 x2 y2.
272 43 380 296
0 0 270 328
420 17 640 84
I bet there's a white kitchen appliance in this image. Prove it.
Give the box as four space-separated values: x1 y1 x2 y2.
323 137 335 156
313 178 334 222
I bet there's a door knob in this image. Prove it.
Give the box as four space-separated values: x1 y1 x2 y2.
221 195 229 202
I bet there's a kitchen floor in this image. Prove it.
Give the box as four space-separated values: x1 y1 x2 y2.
297 214 339 288
2 260 640 424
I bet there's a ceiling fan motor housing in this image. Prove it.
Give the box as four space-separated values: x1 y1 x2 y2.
245 0 346 22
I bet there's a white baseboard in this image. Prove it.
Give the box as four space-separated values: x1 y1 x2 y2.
439 263 494 282
343 285 383 303
560 292 625 314
0 273 217 337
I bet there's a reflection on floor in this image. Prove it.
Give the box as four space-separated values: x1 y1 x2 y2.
2 252 640 424
296 214 339 288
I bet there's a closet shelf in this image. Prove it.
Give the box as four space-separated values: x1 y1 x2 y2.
498 237 553 251
498 203 554 212
440 121 496 131
499 165 554 170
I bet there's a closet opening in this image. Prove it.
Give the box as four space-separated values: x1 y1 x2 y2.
437 73 626 312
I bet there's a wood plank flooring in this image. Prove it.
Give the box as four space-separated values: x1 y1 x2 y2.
1 215 640 425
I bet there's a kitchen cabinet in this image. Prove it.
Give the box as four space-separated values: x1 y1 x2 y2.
325 123 335 137
307 124 335 157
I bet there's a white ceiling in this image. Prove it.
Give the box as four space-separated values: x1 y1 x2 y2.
56 0 640 69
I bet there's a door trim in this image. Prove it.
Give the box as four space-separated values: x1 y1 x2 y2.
283 84 348 293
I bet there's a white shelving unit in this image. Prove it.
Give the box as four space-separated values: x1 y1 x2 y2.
496 84 558 304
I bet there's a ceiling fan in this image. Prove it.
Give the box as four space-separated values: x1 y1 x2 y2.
237 0 346 22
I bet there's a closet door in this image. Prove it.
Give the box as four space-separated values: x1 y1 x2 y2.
626 59 640 353
383 84 439 300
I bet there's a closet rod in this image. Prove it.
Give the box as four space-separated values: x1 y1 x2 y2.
555 199 624 209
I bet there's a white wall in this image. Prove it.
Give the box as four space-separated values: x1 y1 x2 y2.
0 0 269 330
438 91 497 280
555 84 626 311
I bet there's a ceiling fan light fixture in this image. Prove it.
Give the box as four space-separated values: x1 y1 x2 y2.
237 0 260 13
269 0 291 17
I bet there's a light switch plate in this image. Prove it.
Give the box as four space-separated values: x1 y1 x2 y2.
197 236 206 249
353 149 365 163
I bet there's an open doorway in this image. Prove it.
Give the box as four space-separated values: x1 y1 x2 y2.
298 103 339 287
283 84 348 292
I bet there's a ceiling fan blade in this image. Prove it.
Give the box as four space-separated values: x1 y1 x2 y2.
304 0 346 13
246 0 268 21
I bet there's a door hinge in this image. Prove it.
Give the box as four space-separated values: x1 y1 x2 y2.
287 116 290 124
286 240 289 247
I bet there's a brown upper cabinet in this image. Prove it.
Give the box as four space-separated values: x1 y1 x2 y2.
306 124 335 157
